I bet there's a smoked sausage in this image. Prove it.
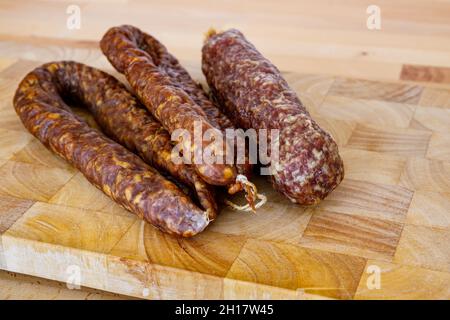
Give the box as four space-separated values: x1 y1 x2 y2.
100 25 238 186
202 29 344 205
13 61 211 236
65 62 218 218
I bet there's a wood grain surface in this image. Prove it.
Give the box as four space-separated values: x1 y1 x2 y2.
1 0 450 300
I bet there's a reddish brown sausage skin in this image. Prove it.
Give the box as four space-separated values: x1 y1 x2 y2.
13 61 211 237
100 25 238 186
111 26 253 179
69 63 218 219
202 29 344 204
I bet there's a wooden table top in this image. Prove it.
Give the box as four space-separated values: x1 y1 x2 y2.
1 0 450 300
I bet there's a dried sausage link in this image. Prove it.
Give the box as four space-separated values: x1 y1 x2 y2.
13 61 211 237
202 29 344 204
101 25 238 186
110 25 253 182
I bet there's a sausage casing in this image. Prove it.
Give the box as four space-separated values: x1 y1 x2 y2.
101 25 238 186
13 61 210 237
66 62 218 219
202 29 344 204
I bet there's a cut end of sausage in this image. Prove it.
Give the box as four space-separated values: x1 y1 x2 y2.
142 193 210 237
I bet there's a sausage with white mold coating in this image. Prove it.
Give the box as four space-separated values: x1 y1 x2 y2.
202 29 344 204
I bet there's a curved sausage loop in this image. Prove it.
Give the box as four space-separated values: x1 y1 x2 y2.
13 61 212 237
54 62 219 220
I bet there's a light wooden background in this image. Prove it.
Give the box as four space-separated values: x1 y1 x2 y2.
1 0 450 299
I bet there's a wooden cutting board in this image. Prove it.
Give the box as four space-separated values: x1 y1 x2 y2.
1 61 450 300
1 45 450 300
